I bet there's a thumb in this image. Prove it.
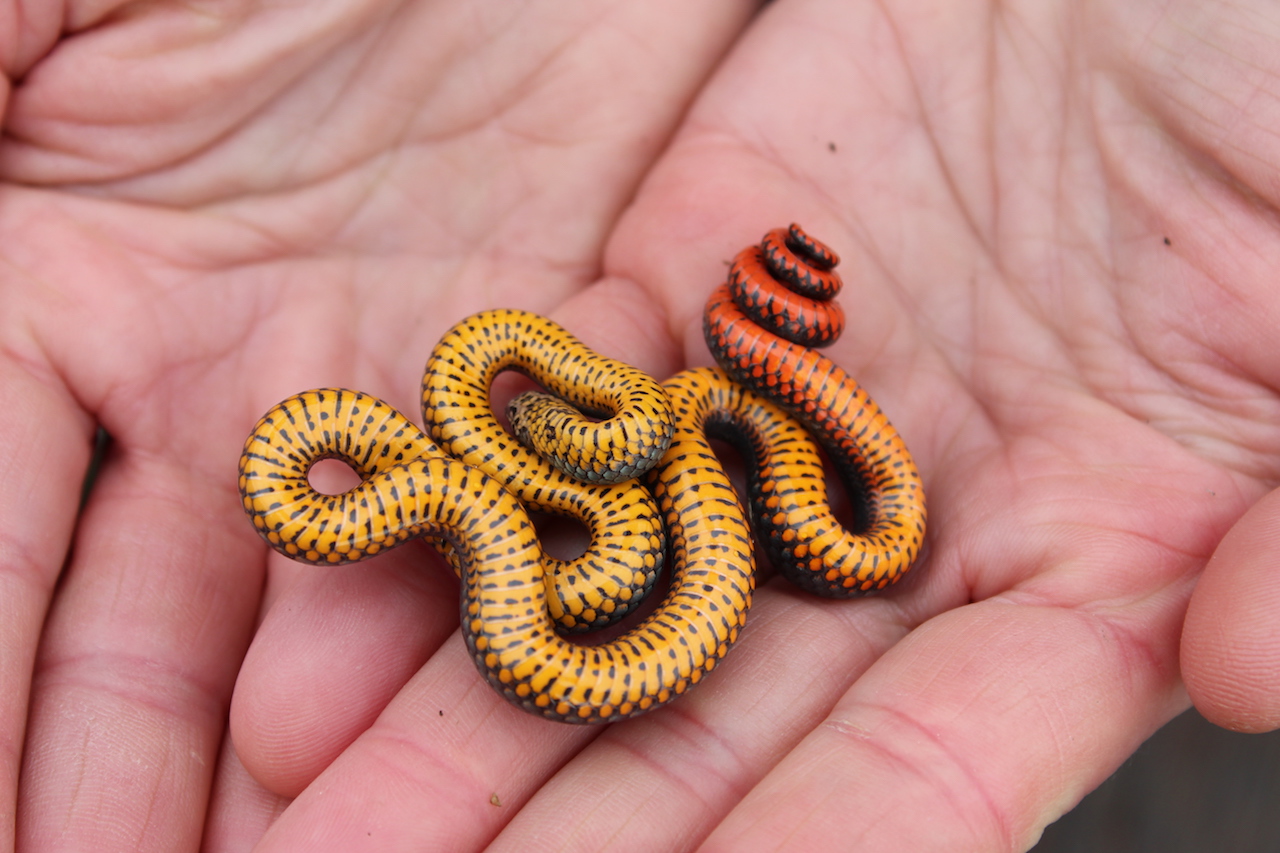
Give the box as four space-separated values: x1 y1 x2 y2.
1182 488 1280 732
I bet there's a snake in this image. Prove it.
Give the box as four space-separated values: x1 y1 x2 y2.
704 224 926 594
237 224 926 723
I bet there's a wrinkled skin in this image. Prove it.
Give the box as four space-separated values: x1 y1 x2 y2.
3 2 1280 851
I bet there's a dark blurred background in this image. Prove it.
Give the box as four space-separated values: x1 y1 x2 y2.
1031 708 1280 852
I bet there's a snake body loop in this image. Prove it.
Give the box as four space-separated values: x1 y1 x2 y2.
239 389 442 563
704 224 927 594
424 309 674 486
420 310 673 631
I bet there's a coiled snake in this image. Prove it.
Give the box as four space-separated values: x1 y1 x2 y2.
238 225 926 723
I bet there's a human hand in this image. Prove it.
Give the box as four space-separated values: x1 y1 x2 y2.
582 1 1279 849
373 1 1280 850
9 1 1280 851
0 2 753 850
230 1 1280 851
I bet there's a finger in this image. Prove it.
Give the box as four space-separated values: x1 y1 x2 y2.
1182 488 1280 733
697 600 1188 852
484 581 913 852
229 544 461 797
0 362 92 851
202 734 288 853
251 634 592 853
17 452 261 853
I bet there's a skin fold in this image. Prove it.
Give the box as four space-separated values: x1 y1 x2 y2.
2 1 1279 851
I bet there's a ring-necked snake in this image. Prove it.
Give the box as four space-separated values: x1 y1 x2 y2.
238 224 927 723
705 225 926 593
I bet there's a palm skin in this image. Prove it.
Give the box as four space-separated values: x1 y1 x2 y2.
3 1 1278 851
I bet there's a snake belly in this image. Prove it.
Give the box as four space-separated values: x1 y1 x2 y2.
239 376 753 723
703 223 927 595
237 224 927 722
420 309 673 631
238 313 673 634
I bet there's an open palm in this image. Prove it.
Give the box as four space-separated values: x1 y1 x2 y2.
4 1 1277 851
